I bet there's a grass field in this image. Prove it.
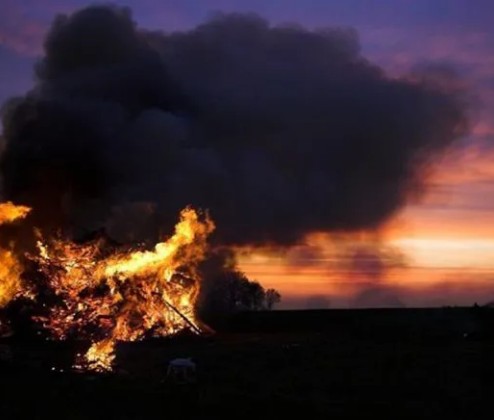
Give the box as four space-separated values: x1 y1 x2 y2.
0 307 492 419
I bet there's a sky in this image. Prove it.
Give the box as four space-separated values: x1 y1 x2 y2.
1 0 494 308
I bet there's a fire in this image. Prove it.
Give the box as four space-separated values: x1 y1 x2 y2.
0 249 24 308
82 339 116 372
0 202 31 308
0 201 31 225
0 203 215 372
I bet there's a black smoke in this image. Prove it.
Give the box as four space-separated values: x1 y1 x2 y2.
0 5 469 246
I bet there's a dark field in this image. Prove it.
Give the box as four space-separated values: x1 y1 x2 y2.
1 307 493 419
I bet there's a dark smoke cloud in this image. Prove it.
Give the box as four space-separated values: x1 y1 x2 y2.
342 243 407 308
0 6 469 245
342 242 408 281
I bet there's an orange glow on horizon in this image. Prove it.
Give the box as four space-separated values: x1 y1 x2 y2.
239 149 494 308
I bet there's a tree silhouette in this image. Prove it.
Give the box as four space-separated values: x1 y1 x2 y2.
265 289 281 310
197 269 281 327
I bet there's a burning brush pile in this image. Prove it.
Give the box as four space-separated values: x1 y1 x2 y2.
0 201 214 372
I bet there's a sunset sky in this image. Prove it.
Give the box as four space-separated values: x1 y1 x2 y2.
1 0 494 308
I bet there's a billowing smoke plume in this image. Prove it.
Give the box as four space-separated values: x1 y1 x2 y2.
0 6 468 246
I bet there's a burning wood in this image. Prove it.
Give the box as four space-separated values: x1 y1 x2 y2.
0 203 214 372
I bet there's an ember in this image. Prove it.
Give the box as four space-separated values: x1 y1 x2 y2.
0 203 214 372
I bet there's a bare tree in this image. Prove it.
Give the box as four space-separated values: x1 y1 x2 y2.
265 289 281 310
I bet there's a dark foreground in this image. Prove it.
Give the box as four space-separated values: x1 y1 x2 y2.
1 307 493 419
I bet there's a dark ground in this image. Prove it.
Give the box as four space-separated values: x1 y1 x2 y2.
0 307 493 419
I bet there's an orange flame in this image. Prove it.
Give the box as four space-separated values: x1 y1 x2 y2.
82 339 116 372
0 249 24 308
31 207 214 371
0 202 32 308
0 202 214 371
0 201 31 225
